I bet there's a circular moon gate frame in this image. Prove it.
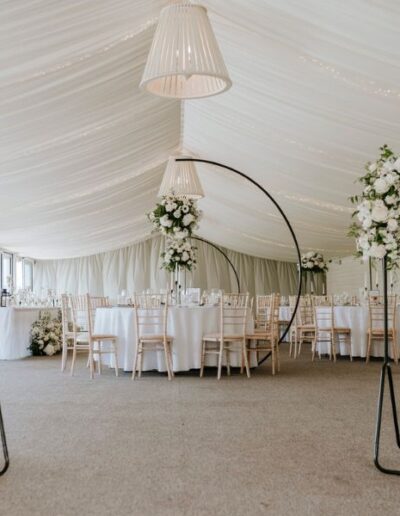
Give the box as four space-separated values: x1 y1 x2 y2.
177 158 303 365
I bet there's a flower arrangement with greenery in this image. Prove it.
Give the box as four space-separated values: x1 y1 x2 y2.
349 145 400 268
301 251 328 273
161 239 197 272
148 194 201 239
28 310 62 356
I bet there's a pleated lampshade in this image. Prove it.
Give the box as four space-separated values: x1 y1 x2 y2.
140 2 231 99
158 156 204 199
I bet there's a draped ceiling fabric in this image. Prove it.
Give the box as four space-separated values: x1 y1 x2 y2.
2 1 400 262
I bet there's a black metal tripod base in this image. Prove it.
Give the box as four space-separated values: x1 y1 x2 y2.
374 362 400 475
0 403 9 476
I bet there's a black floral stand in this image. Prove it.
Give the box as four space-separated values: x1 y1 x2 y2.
0 403 9 475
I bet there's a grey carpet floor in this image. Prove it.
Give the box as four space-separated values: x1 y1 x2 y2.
0 348 400 516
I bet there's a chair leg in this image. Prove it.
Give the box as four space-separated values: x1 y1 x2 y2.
113 340 119 377
89 343 95 380
167 341 174 378
132 340 139 380
200 340 205 378
70 341 77 377
226 346 231 376
137 343 143 378
271 344 275 375
242 340 250 378
348 334 352 361
217 340 223 380
276 343 281 372
61 339 68 372
392 331 398 365
332 334 337 363
163 341 172 381
97 341 102 374
240 342 246 374
311 336 316 362
366 333 371 363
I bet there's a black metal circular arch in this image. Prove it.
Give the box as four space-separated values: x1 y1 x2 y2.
191 236 241 294
176 158 302 356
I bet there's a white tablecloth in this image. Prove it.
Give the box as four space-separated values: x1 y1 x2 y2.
0 307 59 360
94 306 255 372
279 305 399 358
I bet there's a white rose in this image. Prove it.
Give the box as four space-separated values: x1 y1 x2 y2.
165 203 174 212
358 236 370 250
173 209 182 219
394 158 400 170
369 244 386 259
362 217 372 229
182 214 194 226
181 251 189 262
306 261 313 268
44 344 55 356
387 219 398 232
374 178 390 194
385 173 396 185
383 161 394 172
385 195 397 205
160 215 173 227
371 204 388 222
368 163 377 173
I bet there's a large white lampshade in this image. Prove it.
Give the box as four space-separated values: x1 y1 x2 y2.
140 2 231 99
158 156 204 199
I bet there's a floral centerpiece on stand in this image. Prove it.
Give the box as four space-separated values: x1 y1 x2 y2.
161 239 197 272
349 145 400 269
28 310 62 356
148 194 201 239
301 251 328 273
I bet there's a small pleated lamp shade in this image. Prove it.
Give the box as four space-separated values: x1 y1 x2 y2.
140 3 231 99
158 156 204 199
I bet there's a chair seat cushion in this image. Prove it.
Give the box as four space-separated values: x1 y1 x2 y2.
91 334 118 340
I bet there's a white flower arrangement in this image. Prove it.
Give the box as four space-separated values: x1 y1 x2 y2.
28 310 63 356
161 239 197 272
349 145 400 268
148 194 201 238
301 251 328 273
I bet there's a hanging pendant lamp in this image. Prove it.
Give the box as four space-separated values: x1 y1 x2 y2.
140 2 231 99
158 155 204 199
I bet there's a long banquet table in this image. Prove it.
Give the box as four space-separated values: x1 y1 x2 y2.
0 307 59 360
95 306 255 372
280 305 399 358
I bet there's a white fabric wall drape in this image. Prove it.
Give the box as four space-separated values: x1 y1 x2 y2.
33 236 318 299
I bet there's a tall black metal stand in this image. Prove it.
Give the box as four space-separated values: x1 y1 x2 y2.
374 255 400 475
0 403 9 476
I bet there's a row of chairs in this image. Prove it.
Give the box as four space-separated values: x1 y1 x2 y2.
288 294 398 363
60 292 283 380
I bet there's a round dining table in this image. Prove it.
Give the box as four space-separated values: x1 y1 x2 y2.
94 305 255 372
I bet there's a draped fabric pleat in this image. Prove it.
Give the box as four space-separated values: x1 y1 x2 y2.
33 236 322 299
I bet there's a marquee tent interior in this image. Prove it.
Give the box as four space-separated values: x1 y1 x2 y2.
2 2 400 515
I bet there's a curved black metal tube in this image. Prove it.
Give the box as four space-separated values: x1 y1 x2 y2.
191 236 241 293
0 404 9 476
176 158 302 354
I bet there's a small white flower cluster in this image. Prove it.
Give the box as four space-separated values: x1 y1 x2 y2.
301 251 328 273
350 145 400 266
148 194 201 238
29 310 62 356
161 239 197 272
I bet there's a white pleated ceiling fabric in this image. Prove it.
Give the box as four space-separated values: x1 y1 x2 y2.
2 1 400 260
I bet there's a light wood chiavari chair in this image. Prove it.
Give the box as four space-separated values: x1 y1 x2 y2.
201 292 250 380
367 295 398 364
60 294 76 372
70 294 118 378
132 293 174 380
245 293 281 375
312 295 351 362
288 295 315 358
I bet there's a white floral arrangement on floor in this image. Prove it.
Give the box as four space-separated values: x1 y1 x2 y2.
161 239 197 272
148 194 201 239
349 145 400 268
28 310 62 356
301 251 328 273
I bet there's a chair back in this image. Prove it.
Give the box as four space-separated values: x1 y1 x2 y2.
298 295 315 326
134 293 168 339
218 293 250 338
90 296 110 308
312 295 334 331
255 294 273 330
70 294 91 336
61 294 73 339
368 295 397 332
